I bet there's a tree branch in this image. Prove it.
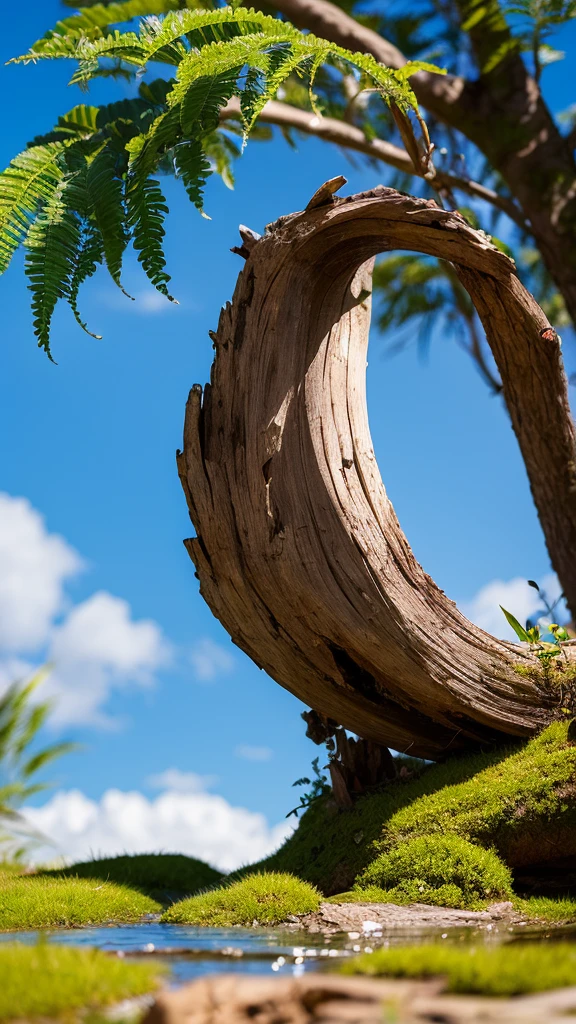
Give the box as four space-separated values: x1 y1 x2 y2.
220 98 528 229
269 0 576 326
269 0 476 129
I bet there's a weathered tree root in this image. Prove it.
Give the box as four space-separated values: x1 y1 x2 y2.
178 185 576 758
143 972 576 1024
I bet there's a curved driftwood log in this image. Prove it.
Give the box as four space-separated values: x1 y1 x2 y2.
178 186 576 759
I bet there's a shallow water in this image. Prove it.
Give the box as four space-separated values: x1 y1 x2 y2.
0 916 548 986
0 921 354 984
2 917 569 987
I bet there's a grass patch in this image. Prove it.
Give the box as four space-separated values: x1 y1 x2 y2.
162 872 320 926
253 722 576 898
46 852 222 899
0 942 163 1020
356 834 513 910
0 873 160 931
515 895 576 923
341 941 576 995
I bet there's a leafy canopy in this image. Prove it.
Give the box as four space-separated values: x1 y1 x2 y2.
1 1 443 357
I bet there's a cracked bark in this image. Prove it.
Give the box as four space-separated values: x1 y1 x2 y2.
177 188 576 758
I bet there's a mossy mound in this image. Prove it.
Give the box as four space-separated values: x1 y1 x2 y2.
257 722 576 897
0 872 160 931
45 852 222 899
0 942 163 1020
356 834 514 909
342 941 576 996
163 871 320 926
377 721 576 867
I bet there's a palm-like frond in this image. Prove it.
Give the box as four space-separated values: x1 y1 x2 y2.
0 669 75 851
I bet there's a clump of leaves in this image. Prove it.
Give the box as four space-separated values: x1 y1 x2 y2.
0 669 74 857
503 0 576 82
287 755 330 818
500 578 572 664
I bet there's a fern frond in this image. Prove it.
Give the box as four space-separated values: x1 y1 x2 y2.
174 139 211 212
203 129 239 189
61 156 105 337
86 150 130 293
68 220 105 338
127 104 183 178
24 180 82 357
181 66 242 135
241 42 314 136
127 177 174 298
0 143 66 275
18 0 187 60
139 7 282 63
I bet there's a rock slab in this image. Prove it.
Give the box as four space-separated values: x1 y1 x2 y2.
292 900 524 934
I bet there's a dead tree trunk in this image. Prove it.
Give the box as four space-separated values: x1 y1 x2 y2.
177 186 576 759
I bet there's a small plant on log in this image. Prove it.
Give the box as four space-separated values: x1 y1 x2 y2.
286 756 330 819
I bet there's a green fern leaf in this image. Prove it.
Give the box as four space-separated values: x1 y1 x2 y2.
140 7 282 64
58 155 105 337
174 139 211 212
128 103 183 179
19 0 187 60
68 220 105 338
127 177 174 299
203 129 239 189
181 66 242 135
86 150 130 293
24 181 82 357
0 143 66 275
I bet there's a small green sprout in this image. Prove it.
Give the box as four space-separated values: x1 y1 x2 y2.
500 602 567 663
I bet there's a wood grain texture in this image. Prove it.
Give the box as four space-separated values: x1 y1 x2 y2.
178 187 576 758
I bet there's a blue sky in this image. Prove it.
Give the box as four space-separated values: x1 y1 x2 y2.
1 3 574 869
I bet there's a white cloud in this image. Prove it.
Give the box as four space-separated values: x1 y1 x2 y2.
101 289 180 315
462 573 563 640
147 768 218 793
41 592 171 728
235 745 273 762
189 638 234 682
0 494 83 652
23 782 294 873
0 493 171 728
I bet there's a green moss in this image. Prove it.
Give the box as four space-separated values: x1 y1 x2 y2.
45 852 222 899
515 895 576 923
162 872 320 926
256 723 576 899
0 942 163 1020
341 942 576 996
0 873 160 931
378 722 576 862
355 834 513 909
